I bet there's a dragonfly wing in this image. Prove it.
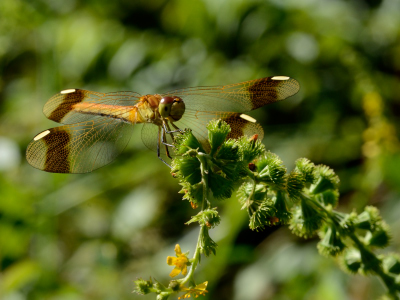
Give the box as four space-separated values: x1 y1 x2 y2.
141 123 175 160
26 116 134 173
141 123 159 152
43 89 141 124
175 111 264 152
161 76 299 113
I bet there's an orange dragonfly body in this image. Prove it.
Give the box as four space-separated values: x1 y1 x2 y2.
26 76 299 173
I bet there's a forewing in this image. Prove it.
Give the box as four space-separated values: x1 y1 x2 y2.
174 111 264 151
26 116 134 173
161 76 299 113
43 89 141 124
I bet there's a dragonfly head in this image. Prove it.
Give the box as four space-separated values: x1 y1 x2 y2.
159 96 185 121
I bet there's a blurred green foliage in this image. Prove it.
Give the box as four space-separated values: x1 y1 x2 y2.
0 0 399 299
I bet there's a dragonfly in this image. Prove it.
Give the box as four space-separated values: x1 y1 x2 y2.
26 76 299 173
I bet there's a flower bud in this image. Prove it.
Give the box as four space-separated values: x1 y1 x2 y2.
317 226 345 256
295 158 316 184
383 255 400 275
207 120 231 155
343 249 362 273
310 165 339 194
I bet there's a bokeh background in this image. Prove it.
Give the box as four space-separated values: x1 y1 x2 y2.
1 0 400 299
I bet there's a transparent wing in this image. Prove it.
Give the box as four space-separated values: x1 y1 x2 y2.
141 123 175 161
161 76 299 113
140 112 264 156
141 123 159 152
174 111 264 151
43 89 141 124
159 76 297 151
26 116 135 173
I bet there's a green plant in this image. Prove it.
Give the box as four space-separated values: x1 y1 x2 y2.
134 120 400 300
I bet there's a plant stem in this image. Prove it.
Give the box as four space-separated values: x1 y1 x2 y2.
181 227 202 286
181 152 209 286
198 152 210 210
347 231 399 299
309 196 399 298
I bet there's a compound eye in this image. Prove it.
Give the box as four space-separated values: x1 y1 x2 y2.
160 96 174 105
170 97 185 121
159 96 174 117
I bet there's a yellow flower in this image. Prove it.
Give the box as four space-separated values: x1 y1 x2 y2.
178 282 208 299
166 244 190 277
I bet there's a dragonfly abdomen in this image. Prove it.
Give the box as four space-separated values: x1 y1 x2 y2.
72 102 140 124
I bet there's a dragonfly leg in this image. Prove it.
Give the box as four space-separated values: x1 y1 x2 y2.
161 125 173 159
158 126 172 168
170 122 184 133
161 124 174 147
165 122 175 142
165 144 172 159
164 121 182 134
162 121 177 147
159 120 182 162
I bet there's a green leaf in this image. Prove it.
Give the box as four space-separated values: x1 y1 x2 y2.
172 157 201 185
180 181 203 204
209 172 234 200
315 189 339 207
248 200 277 231
199 225 217 256
310 165 340 194
216 139 240 160
207 120 231 155
286 171 305 202
186 208 220 228
366 225 391 248
257 152 287 190
289 197 324 238
174 129 205 154
317 225 345 257
237 182 267 209
382 255 400 275
342 249 362 274
238 136 265 164
273 190 292 224
295 158 316 184
134 278 154 295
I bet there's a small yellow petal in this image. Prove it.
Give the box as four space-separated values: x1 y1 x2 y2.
196 282 208 290
167 256 176 265
174 244 182 255
181 264 188 276
169 267 181 278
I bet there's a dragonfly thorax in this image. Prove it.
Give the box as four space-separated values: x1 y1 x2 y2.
159 96 185 121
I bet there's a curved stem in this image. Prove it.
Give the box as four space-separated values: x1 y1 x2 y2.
307 195 399 298
347 231 399 299
181 228 203 286
198 152 210 210
181 152 210 286
246 179 257 215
